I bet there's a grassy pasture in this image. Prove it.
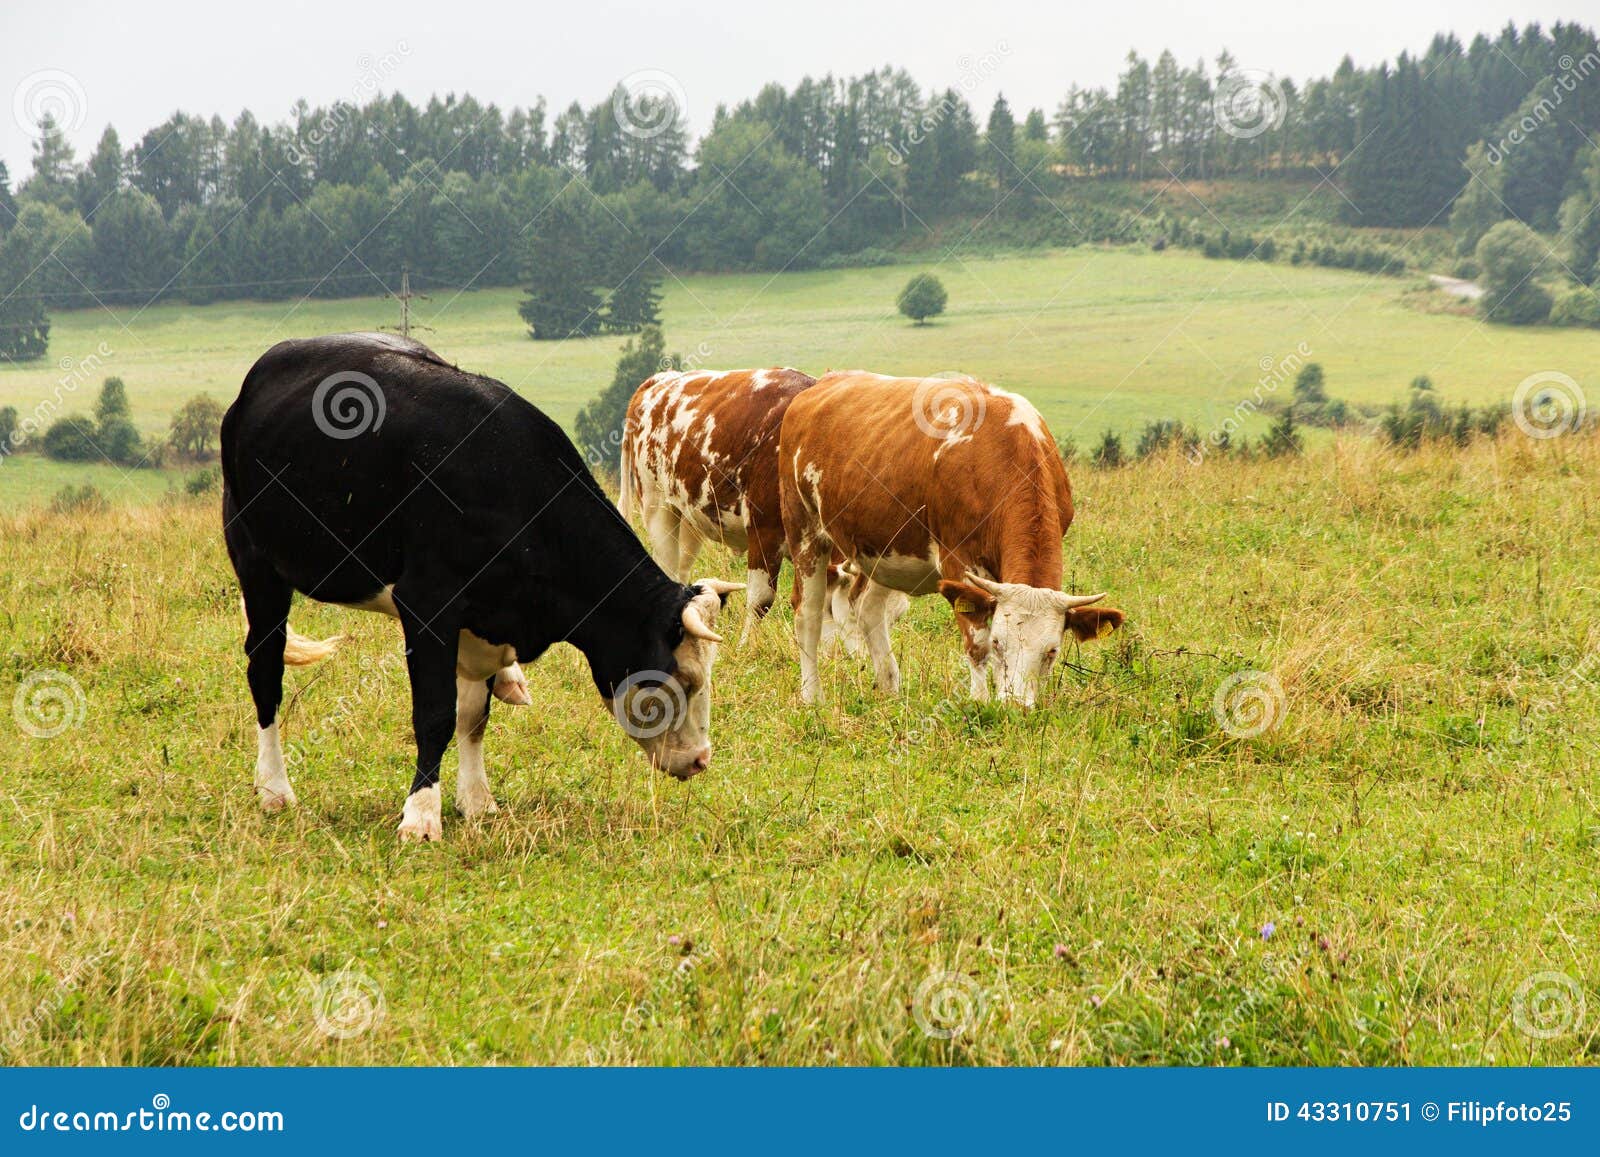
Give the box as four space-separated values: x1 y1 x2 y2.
1 432 1597 1065
4 245 1598 511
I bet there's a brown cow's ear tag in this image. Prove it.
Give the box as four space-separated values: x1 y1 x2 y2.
954 597 979 614
1097 619 1115 639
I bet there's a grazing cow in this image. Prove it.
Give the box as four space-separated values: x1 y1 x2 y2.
222 333 741 842
778 371 1124 706
620 367 836 639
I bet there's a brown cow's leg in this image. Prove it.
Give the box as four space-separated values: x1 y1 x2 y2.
794 556 831 704
856 580 903 694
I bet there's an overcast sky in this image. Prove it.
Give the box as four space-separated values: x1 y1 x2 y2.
2 0 1592 177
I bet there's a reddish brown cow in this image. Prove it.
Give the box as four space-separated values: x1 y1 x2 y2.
621 368 824 640
778 371 1124 705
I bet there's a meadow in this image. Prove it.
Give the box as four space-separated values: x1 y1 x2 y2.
5 243 1599 508
1 427 1597 1065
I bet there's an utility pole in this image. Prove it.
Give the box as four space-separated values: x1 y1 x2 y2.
383 265 431 340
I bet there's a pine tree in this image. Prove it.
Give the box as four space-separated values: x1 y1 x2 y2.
985 95 1016 193
518 198 603 340
603 272 663 333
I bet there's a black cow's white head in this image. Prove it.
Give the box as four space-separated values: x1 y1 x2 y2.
606 579 743 778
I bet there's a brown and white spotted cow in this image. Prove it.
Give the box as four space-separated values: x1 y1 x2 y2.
622 368 841 641
778 371 1125 706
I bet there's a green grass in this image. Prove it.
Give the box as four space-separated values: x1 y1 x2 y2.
5 246 1598 511
2 433 1597 1065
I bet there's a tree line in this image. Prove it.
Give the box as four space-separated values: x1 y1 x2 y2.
2 20 1598 357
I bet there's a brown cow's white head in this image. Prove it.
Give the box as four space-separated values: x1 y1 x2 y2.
940 571 1123 707
608 579 743 778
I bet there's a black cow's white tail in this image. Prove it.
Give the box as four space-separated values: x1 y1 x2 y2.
284 626 341 666
617 432 638 524
238 596 340 666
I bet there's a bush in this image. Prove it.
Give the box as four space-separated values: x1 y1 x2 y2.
0 405 16 454
97 414 143 465
185 466 221 496
1135 418 1199 459
43 415 102 462
1055 434 1078 465
1476 221 1553 325
1548 286 1600 328
1090 430 1124 469
1260 409 1303 458
50 484 109 515
896 273 948 325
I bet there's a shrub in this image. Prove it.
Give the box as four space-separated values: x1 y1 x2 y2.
97 414 143 465
1476 221 1553 325
1260 409 1303 458
1055 434 1078 465
185 466 221 496
1090 430 1124 469
1548 286 1600 328
896 273 948 325
0 405 16 454
1135 418 1199 459
50 484 109 514
43 415 102 462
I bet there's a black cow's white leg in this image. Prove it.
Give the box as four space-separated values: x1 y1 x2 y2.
455 675 498 818
239 563 296 812
396 606 458 843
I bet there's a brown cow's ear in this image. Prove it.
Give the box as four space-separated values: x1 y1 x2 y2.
939 580 997 619
1065 606 1125 642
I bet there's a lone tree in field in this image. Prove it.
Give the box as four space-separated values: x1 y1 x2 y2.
572 325 677 476
897 273 948 325
94 377 143 465
169 393 225 459
603 272 663 333
1476 221 1553 326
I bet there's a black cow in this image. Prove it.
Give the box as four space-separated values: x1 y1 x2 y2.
221 332 741 842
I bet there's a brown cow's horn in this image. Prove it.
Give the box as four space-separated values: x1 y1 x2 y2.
696 578 746 597
682 601 724 644
962 570 1006 596
1054 591 1106 609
